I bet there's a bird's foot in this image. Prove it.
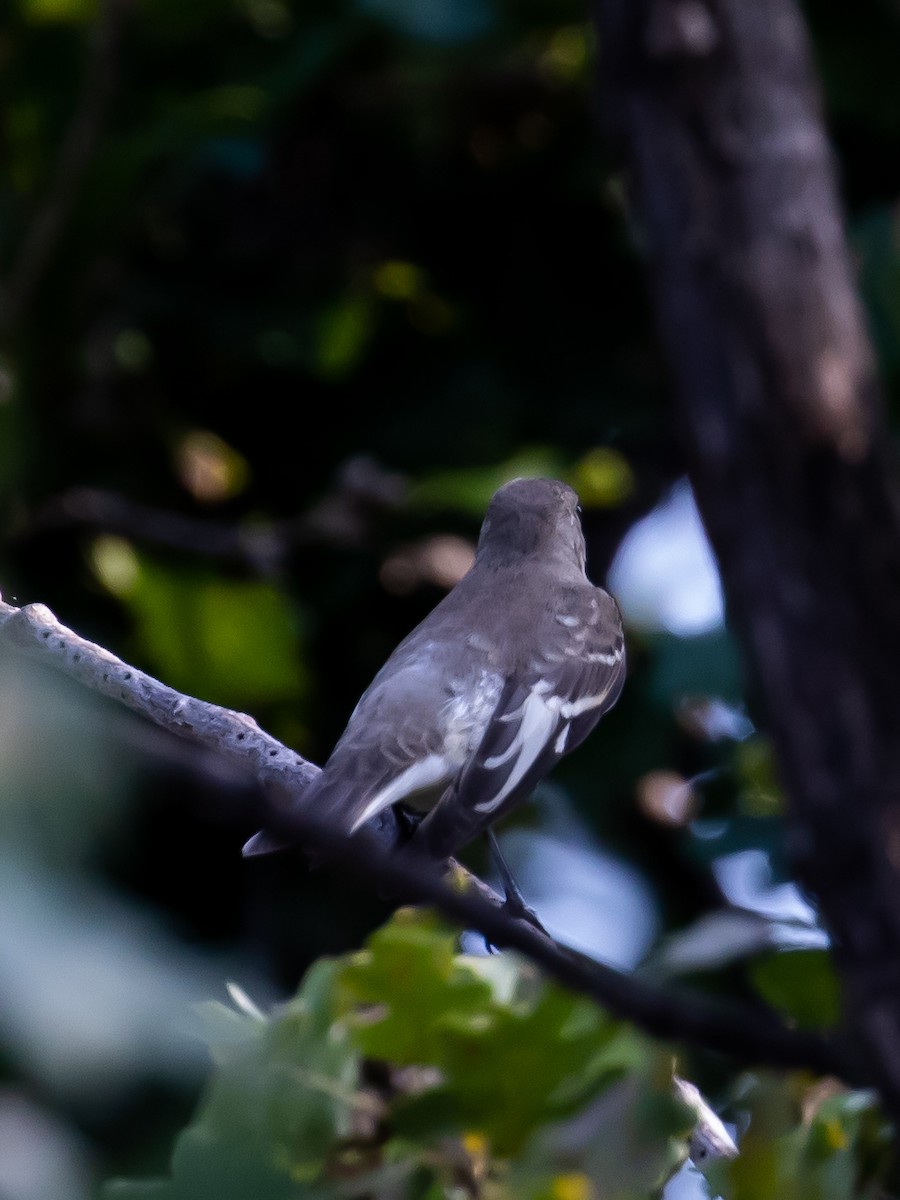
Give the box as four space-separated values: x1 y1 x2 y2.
480 891 548 953
500 890 548 936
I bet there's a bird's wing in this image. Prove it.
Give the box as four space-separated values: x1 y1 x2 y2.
242 631 504 857
299 652 508 836
412 591 625 860
242 671 458 857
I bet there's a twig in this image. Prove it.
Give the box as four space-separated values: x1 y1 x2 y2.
264 806 858 1081
0 594 316 792
0 592 861 1082
21 462 406 572
32 488 292 576
15 458 409 574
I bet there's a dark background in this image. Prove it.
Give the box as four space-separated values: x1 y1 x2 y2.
2 0 900 1193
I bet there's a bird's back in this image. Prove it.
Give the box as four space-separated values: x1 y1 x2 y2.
243 478 627 863
302 560 622 842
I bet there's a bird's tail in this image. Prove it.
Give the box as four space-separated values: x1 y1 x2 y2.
241 772 404 859
242 828 289 857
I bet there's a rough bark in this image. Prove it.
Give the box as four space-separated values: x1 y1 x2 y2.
591 0 900 1119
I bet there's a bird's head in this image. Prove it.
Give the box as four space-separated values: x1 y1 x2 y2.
475 477 586 573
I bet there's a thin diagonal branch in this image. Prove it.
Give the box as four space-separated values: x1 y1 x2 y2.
267 805 859 1080
17 456 409 575
0 591 860 1082
0 594 317 792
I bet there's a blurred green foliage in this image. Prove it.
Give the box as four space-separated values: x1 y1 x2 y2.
749 950 842 1033
104 910 692 1199
3 0 900 1195
705 1079 892 1200
104 912 893 1200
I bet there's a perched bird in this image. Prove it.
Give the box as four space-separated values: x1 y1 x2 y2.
244 477 626 909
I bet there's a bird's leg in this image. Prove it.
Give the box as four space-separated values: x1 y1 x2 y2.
394 805 423 845
485 829 548 935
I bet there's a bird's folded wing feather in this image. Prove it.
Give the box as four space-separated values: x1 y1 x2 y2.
242 664 459 856
412 594 625 860
308 652 504 838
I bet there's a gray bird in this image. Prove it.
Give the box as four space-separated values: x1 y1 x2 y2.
244 477 626 909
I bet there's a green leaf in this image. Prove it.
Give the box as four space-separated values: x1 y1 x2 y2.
705 1074 891 1200
337 908 495 1065
20 0 97 22
411 449 568 516
109 912 712 1196
113 552 307 708
569 447 635 508
427 980 618 1153
314 297 375 381
512 1041 691 1200
750 950 842 1030
110 960 361 1197
735 737 785 818
339 909 623 1154
104 1183 171 1199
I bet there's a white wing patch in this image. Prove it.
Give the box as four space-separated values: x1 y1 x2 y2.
555 613 580 628
348 669 504 835
473 673 621 815
475 688 563 813
560 678 618 720
349 753 452 833
586 646 624 666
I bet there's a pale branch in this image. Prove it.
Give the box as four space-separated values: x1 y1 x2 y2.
0 594 317 793
0 591 859 1080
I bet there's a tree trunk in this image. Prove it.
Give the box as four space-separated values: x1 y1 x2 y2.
591 0 900 1120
